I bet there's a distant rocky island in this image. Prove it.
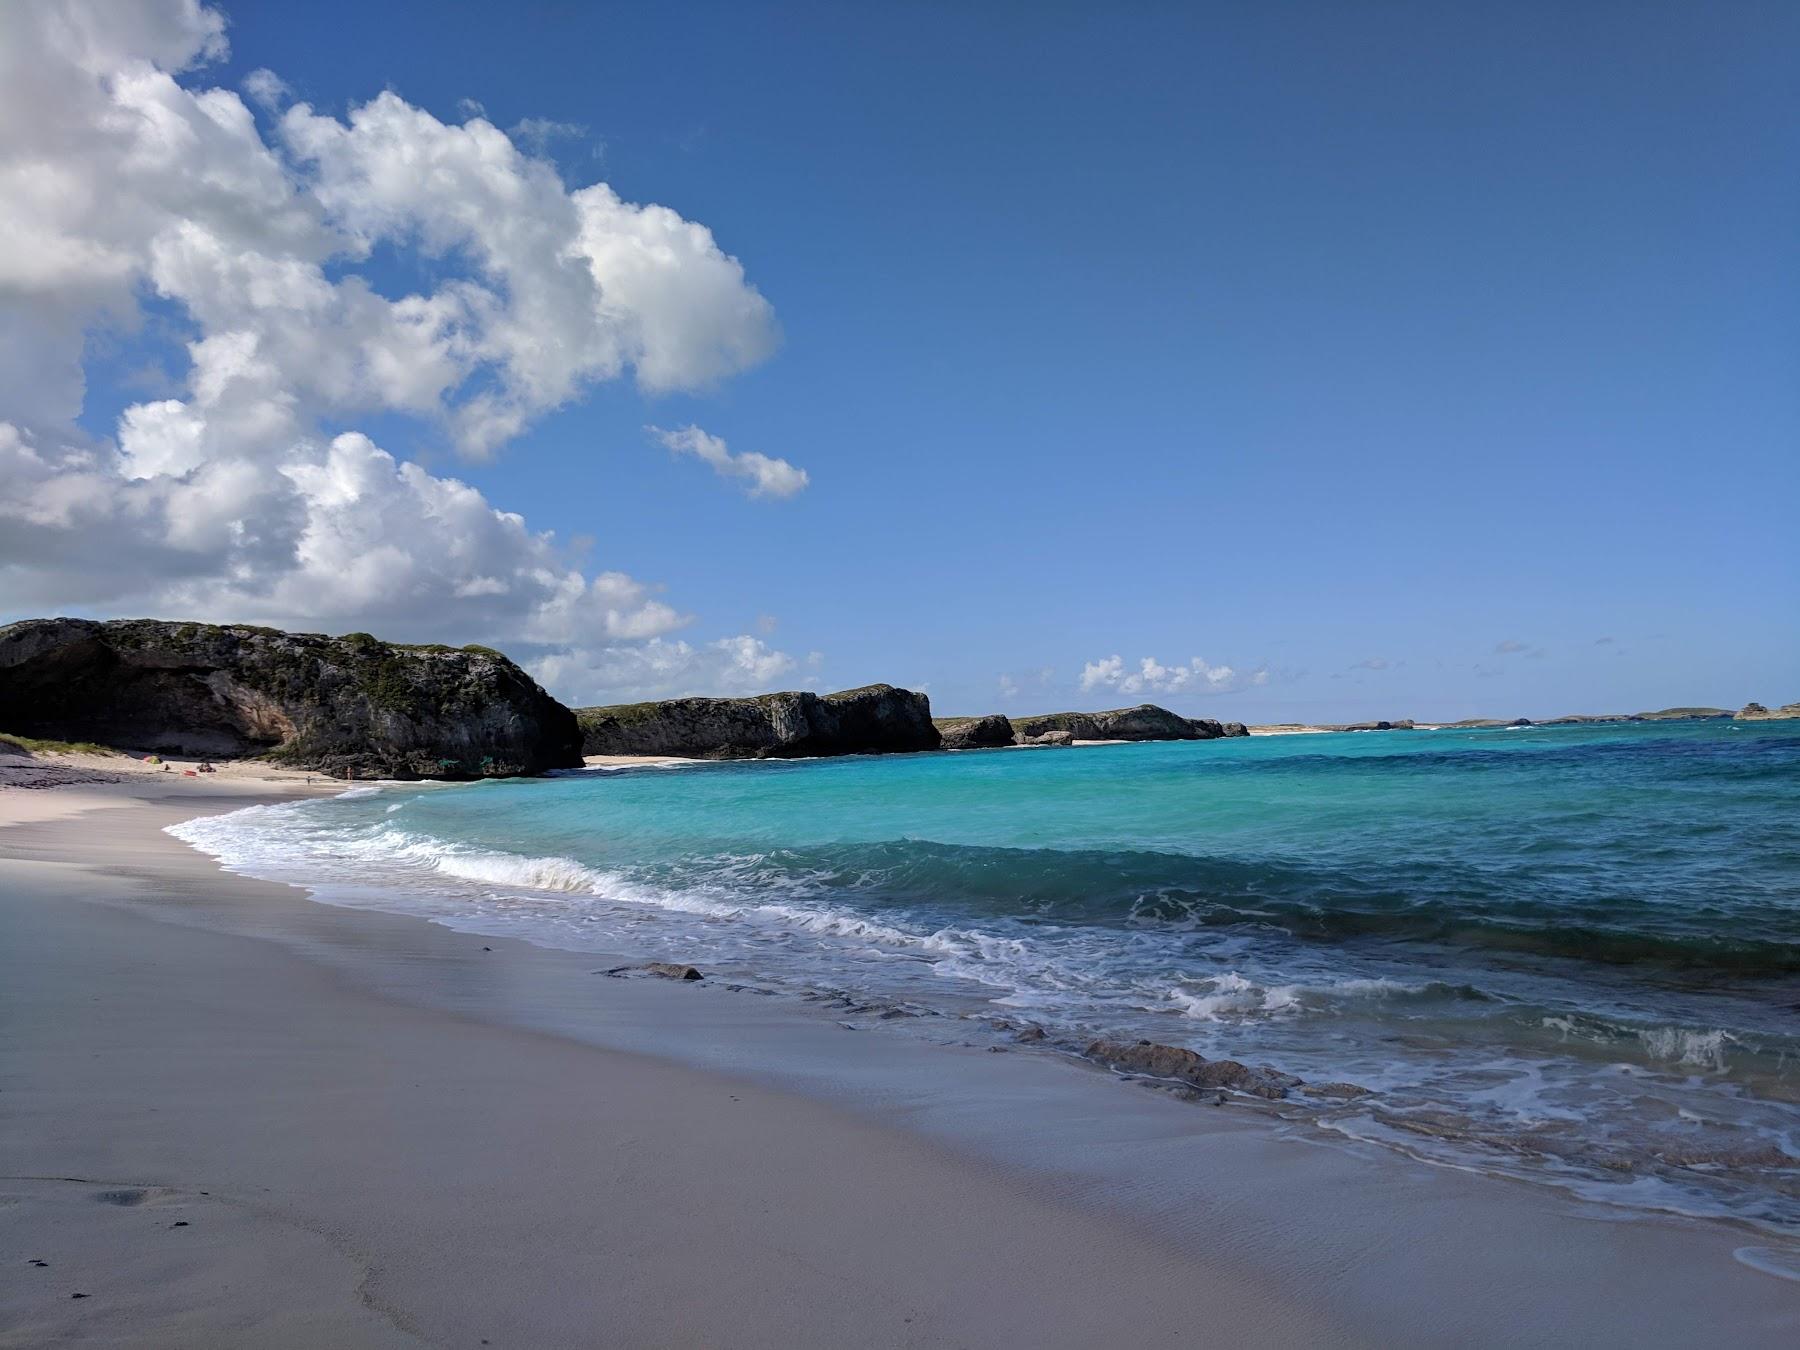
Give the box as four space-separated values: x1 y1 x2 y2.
1445 707 1736 728
1256 706 1782 734
1734 701 1800 722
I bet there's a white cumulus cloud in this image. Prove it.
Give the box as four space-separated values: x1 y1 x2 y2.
1079 654 1267 697
0 0 799 702
649 424 809 499
530 635 803 706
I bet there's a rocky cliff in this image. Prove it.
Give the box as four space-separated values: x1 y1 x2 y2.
933 714 1016 750
577 684 939 759
1010 705 1226 742
1190 718 1251 738
0 618 581 779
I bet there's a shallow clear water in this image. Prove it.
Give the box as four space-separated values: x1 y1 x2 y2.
173 720 1800 1232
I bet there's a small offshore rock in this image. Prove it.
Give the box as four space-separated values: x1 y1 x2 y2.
644 962 704 981
1013 1025 1048 1043
1374 1108 1481 1142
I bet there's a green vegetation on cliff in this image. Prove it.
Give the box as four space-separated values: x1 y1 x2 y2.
0 732 117 756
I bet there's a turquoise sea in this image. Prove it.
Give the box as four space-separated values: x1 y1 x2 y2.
174 719 1800 1232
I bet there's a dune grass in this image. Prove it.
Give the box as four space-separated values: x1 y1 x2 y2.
0 732 117 757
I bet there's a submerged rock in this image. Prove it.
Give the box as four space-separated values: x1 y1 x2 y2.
605 963 705 980
933 713 1015 750
576 684 939 759
1085 1037 1300 1100
0 617 580 779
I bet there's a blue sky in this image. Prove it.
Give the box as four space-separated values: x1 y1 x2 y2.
4 1 1796 720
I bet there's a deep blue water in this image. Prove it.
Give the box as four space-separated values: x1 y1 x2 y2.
175 719 1800 1230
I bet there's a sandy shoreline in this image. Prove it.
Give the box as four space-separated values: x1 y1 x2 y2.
0 780 1340 1348
3 774 1796 1346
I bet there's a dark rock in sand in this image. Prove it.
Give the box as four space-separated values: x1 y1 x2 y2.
1085 1037 1300 1100
0 617 580 780
934 713 1015 750
1018 729 1075 747
576 684 939 759
644 962 705 981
